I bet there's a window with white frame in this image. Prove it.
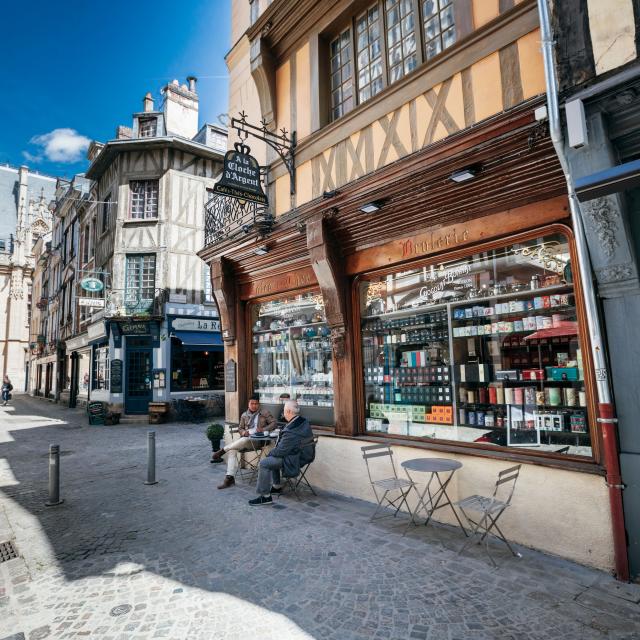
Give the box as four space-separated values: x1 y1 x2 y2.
92 345 110 390
421 0 456 60
329 29 354 121
125 254 156 313
130 180 159 220
139 117 157 138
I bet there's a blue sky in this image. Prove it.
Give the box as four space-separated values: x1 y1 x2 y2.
0 0 231 179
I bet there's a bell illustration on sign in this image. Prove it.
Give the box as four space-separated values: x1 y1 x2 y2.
80 277 104 292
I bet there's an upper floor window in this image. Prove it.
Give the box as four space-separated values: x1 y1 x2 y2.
329 0 457 122
130 180 159 220
101 195 111 234
139 117 157 138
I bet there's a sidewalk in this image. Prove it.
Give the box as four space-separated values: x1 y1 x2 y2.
0 395 639 640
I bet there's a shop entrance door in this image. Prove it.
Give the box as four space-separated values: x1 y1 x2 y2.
125 336 153 414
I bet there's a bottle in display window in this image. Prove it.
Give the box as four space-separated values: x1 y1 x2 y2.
252 291 334 426
359 231 592 457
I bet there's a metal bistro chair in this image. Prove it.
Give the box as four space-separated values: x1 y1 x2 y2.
282 435 318 499
361 444 416 523
226 424 265 483
456 464 522 566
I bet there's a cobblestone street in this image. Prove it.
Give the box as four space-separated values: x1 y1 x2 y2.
0 395 639 640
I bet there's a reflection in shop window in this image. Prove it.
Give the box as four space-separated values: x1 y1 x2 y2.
251 291 334 426
92 346 110 390
359 232 592 457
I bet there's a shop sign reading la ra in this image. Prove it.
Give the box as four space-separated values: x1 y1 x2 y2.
213 149 268 205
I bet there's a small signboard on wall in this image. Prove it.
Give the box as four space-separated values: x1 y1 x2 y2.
111 359 123 393
225 359 237 392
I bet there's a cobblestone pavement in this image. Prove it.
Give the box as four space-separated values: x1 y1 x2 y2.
0 395 639 640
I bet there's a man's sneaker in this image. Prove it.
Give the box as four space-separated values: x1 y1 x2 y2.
248 496 273 506
270 486 283 494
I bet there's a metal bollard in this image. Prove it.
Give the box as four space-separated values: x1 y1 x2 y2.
144 431 158 485
45 444 64 506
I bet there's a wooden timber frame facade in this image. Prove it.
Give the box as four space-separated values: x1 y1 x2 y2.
200 0 619 571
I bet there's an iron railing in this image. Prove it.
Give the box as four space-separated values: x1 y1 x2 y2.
105 288 166 318
203 194 274 247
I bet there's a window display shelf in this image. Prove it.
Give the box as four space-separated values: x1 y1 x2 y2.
448 283 573 307
253 322 328 334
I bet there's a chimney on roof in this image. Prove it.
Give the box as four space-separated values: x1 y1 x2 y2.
161 77 199 139
143 92 154 112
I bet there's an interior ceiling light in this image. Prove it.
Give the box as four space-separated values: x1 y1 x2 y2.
359 199 386 213
450 166 481 183
254 246 268 256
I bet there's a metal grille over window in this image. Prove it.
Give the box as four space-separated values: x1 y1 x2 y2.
385 0 417 83
356 4 384 103
130 180 159 220
139 117 157 138
421 0 456 61
330 29 354 121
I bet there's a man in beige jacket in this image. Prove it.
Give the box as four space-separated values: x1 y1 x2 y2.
213 395 276 489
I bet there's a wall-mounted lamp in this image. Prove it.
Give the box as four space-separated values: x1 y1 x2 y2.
359 199 386 213
450 166 481 183
254 246 269 256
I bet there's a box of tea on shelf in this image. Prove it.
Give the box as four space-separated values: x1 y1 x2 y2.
522 369 545 381
495 370 519 381
546 367 579 381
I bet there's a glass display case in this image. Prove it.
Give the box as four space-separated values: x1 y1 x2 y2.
251 291 334 426
359 231 592 457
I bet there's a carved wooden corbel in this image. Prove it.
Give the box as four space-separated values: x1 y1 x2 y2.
250 36 276 129
210 257 236 344
307 211 347 358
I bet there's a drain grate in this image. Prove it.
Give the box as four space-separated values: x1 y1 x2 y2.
0 541 18 562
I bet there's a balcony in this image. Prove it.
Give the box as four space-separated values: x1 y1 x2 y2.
203 195 274 247
105 288 166 318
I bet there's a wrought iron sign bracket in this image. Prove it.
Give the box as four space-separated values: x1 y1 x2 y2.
231 111 296 195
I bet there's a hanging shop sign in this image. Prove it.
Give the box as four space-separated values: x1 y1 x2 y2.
78 297 106 308
213 148 267 205
80 277 104 292
110 359 123 394
170 317 221 332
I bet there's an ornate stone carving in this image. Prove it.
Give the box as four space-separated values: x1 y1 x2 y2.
331 326 346 359
595 263 634 284
9 268 24 300
581 196 619 259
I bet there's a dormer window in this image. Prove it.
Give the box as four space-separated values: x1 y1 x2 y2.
139 117 157 138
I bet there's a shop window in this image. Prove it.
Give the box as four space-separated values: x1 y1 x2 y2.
358 231 592 457
328 0 457 122
129 180 159 220
125 254 156 314
251 291 334 426
92 346 110 390
170 340 224 391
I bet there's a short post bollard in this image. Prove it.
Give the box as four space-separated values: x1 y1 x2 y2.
45 444 64 506
144 431 158 485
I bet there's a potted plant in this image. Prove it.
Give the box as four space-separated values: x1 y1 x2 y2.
206 423 225 463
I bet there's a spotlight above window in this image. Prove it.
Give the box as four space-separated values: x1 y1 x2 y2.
254 246 268 256
450 166 481 183
359 199 386 213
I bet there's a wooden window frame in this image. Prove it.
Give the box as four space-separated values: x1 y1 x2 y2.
138 117 158 138
101 194 111 235
351 223 603 470
328 0 467 123
129 180 159 221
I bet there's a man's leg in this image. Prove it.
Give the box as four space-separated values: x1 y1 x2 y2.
255 457 283 496
213 435 250 461
217 437 251 489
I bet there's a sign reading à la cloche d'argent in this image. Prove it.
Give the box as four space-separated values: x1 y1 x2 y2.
213 149 268 205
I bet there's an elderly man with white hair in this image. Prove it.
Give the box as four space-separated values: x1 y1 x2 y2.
249 399 314 506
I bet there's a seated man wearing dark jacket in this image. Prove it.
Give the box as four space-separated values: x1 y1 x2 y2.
249 400 313 506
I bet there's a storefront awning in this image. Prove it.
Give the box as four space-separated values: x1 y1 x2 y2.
172 331 224 352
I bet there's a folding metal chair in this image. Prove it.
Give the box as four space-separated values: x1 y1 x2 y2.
225 423 261 483
361 444 416 523
282 435 318 499
456 464 522 566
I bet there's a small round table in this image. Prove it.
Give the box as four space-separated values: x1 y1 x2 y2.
401 458 467 535
243 434 275 481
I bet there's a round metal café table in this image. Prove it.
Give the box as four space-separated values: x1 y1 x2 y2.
401 458 467 535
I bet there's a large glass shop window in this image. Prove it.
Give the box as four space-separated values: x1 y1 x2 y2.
359 232 592 457
252 292 334 426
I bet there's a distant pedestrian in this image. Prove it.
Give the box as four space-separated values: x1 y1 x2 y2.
2 376 13 406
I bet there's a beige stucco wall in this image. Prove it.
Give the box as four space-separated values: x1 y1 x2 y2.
587 0 637 75
306 436 615 572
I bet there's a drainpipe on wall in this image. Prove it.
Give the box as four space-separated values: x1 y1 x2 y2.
536 0 629 581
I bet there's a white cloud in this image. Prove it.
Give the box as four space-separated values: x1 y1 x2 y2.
22 150 43 163
28 128 90 163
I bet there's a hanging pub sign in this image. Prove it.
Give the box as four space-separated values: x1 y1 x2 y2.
213 145 268 205
80 277 104 293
